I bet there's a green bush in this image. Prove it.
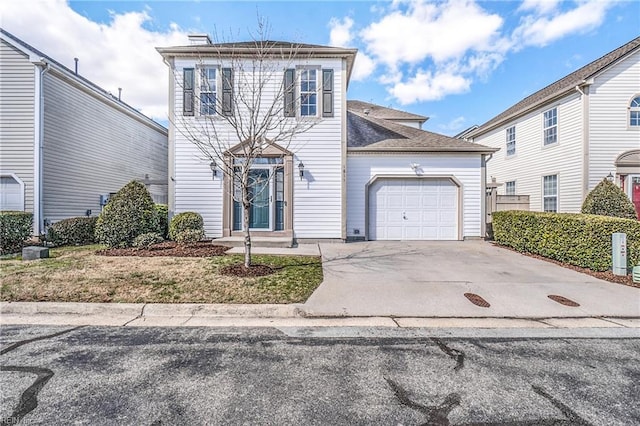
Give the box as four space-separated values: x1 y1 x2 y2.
492 210 640 272
94 181 159 248
581 178 637 219
47 217 97 246
0 211 33 255
155 204 169 239
174 229 205 244
133 232 164 249
169 212 204 241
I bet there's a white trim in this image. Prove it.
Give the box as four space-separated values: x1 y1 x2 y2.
0 172 26 211
542 173 559 212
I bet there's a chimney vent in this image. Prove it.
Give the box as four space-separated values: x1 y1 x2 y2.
188 34 212 45
74 57 78 74
118 88 122 101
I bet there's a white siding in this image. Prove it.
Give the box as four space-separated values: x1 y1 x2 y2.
0 39 35 212
172 58 343 239
347 154 483 238
588 50 640 189
42 72 168 223
476 92 584 212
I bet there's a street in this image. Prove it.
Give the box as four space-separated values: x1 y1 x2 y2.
1 325 639 425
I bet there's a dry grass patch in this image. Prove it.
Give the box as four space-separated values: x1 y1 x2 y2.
1 245 323 304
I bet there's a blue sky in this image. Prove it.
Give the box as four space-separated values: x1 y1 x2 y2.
1 0 639 135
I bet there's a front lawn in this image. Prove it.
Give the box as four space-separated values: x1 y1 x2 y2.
0 245 323 304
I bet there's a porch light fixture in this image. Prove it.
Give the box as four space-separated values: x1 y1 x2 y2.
209 161 217 179
298 161 305 180
606 172 614 182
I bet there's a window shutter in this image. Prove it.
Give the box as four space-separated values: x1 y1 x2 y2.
183 68 194 116
284 68 295 117
222 68 233 116
322 69 334 117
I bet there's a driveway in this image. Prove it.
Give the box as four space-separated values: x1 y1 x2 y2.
302 241 640 318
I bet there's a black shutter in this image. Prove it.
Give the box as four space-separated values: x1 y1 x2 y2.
183 68 194 116
322 69 334 117
284 68 295 117
222 68 233 116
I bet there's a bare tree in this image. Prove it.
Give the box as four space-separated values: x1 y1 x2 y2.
169 21 319 268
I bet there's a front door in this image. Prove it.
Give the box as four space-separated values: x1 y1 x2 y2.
248 168 270 229
632 176 640 219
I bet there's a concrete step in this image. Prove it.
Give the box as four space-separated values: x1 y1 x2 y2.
212 236 294 248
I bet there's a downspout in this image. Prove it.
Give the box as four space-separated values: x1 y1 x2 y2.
576 83 590 201
33 59 50 236
481 153 493 239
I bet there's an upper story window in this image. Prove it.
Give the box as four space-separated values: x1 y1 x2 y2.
543 107 557 145
200 67 217 115
506 126 516 156
543 174 558 212
300 69 317 116
630 95 640 127
505 181 516 196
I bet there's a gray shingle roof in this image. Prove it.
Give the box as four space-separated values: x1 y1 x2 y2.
347 109 497 153
469 36 640 137
347 100 428 122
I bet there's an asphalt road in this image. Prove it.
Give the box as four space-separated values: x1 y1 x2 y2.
1 325 638 425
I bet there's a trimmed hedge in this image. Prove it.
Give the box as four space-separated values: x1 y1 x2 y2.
155 204 169 239
94 181 159 248
0 211 33 255
169 212 204 241
581 178 637 219
47 217 98 246
492 210 640 272
133 232 164 249
174 229 205 244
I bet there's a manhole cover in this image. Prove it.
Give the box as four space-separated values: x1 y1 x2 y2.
464 293 490 308
548 295 580 307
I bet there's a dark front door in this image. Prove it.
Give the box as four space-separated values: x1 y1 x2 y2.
249 168 270 229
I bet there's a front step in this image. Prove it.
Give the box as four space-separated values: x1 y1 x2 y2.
211 236 294 248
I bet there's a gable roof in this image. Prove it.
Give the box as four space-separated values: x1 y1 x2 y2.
0 28 166 134
347 100 428 123
468 36 640 138
347 108 497 154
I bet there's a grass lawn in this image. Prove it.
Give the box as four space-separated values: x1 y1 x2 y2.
0 245 323 304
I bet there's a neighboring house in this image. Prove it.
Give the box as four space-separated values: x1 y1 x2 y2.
466 36 640 218
158 37 497 242
0 29 168 235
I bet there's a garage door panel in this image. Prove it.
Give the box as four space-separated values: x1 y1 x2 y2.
369 178 458 241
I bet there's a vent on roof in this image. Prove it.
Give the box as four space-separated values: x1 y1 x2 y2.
188 34 212 45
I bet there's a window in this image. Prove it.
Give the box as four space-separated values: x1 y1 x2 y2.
0 174 25 211
300 69 317 116
543 107 557 145
200 67 217 115
505 181 516 196
630 96 640 127
506 126 516 156
543 174 558 212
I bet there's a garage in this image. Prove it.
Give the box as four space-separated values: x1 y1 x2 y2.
368 178 459 240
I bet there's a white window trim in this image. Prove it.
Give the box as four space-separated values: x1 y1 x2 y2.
197 65 219 117
296 65 321 119
505 180 516 196
628 94 640 129
505 126 516 157
542 174 558 213
0 172 26 211
542 107 558 147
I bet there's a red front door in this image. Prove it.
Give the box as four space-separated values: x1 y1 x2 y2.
632 177 640 219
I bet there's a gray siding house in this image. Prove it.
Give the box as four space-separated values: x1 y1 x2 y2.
0 29 168 235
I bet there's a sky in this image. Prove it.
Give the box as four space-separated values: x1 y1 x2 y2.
1 0 638 135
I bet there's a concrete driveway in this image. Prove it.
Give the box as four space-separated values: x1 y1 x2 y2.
302 241 640 318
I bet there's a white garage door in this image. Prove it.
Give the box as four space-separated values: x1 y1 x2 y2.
369 178 458 240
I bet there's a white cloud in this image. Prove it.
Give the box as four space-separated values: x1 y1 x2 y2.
512 0 615 48
518 0 562 14
389 70 470 104
328 17 354 47
0 0 189 120
351 52 376 82
438 116 467 133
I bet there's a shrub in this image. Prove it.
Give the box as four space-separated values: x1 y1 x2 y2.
169 212 204 241
47 216 97 246
133 232 164 249
492 210 640 272
581 178 637 219
0 211 33 255
94 181 159 248
155 204 169 239
174 229 205 244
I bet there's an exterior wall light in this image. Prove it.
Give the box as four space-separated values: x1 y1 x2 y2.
298 161 305 180
607 172 614 182
210 161 217 179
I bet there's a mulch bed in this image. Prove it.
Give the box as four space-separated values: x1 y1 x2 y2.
493 243 639 289
96 241 229 257
218 264 275 277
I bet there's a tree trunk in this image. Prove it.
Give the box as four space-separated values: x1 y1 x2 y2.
242 173 251 268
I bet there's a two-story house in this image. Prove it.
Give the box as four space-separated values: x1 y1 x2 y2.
158 36 496 243
0 29 168 235
467 36 640 218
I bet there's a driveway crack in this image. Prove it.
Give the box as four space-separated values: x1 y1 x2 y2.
0 326 84 356
431 338 465 371
123 303 148 326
